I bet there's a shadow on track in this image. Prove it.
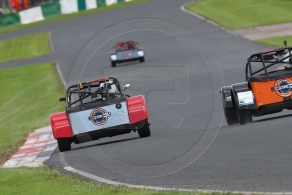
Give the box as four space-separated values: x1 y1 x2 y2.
253 113 292 123
65 136 140 152
111 61 145 67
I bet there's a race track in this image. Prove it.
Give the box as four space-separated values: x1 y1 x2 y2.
2 0 292 192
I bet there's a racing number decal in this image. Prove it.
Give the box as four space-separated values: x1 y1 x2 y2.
271 78 292 97
123 51 131 59
89 108 111 126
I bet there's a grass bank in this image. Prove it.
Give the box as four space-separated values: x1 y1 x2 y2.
257 36 292 47
0 32 51 63
0 62 64 164
0 0 152 35
0 166 228 195
186 0 292 29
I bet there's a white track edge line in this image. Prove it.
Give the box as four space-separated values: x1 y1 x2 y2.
64 166 214 193
56 62 66 87
64 166 292 195
180 2 239 37
49 31 55 54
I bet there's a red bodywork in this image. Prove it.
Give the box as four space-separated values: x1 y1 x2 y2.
116 41 137 51
50 112 73 139
126 95 148 124
90 77 109 83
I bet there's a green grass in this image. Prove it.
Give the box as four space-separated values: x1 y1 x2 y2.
0 32 51 63
0 0 152 35
0 62 64 163
186 0 292 29
257 36 292 47
0 166 227 195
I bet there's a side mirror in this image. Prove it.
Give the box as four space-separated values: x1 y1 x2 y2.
113 46 115 48
59 97 66 102
284 40 287 47
122 84 131 91
136 42 139 44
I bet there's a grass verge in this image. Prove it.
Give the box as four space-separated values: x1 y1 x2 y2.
0 166 227 195
0 0 152 35
0 62 64 164
0 32 51 63
257 36 292 47
185 0 292 29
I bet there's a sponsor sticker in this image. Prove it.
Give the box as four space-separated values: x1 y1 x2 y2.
271 79 292 97
237 91 254 106
123 51 131 59
88 108 111 126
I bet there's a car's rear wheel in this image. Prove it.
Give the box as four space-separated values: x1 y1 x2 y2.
236 108 253 125
138 119 151 138
111 61 116 67
139 57 145 63
57 138 71 152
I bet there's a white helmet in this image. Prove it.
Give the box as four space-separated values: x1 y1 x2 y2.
100 81 117 94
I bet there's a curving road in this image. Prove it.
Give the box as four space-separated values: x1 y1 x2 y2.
2 0 292 193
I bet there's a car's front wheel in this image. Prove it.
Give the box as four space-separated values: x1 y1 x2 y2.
111 61 116 67
138 119 151 138
57 138 71 152
139 57 145 63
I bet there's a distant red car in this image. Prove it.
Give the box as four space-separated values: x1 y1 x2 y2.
50 77 151 152
110 41 145 67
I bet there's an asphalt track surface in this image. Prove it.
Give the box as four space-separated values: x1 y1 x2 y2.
2 0 292 193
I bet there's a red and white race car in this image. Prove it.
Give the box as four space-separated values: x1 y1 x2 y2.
50 77 151 152
109 41 145 67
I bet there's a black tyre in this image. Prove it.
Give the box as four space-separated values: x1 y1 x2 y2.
236 108 253 125
111 61 116 67
139 57 145 63
57 138 71 152
223 107 239 125
222 95 239 125
138 119 151 138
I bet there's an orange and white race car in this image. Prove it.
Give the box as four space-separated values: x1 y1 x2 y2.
221 41 292 125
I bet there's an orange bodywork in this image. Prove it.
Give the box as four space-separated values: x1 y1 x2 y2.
250 77 292 108
10 0 29 12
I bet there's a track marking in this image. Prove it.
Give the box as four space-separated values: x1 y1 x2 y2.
64 166 210 192
64 166 292 195
180 2 238 36
56 62 66 87
49 31 55 54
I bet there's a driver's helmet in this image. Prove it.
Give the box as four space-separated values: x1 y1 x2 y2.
100 80 118 98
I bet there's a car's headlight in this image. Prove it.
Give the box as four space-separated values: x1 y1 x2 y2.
137 51 144 57
110 54 117 61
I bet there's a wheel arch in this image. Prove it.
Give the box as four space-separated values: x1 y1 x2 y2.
221 86 234 108
231 82 256 110
50 112 73 139
126 95 148 124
